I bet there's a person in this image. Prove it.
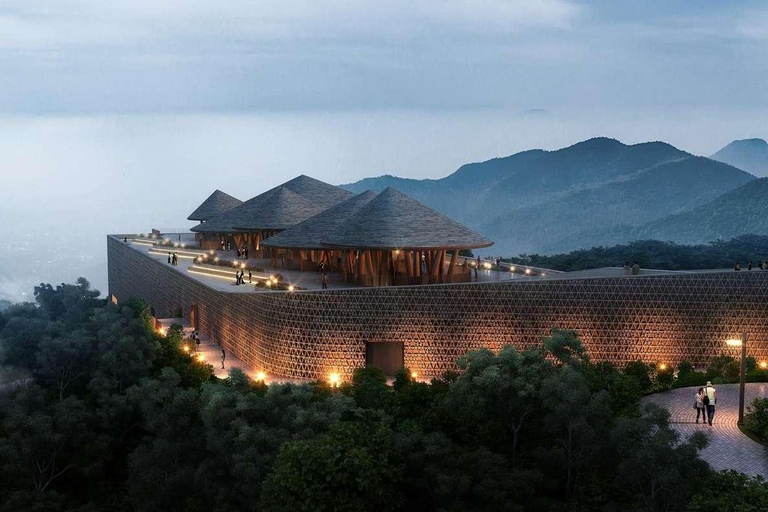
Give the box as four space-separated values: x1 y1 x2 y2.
631 261 640 276
227 241 232 251
194 332 200 352
623 261 630 274
321 272 328 290
235 270 240 285
748 260 753 270
759 260 763 270
764 261 767 270
704 381 717 426
237 248 241 259
318 260 324 274
244 246 248 259
123 237 128 243
735 262 741 271
220 239 225 250
694 387 707 424
282 253 287 269
221 349 226 369
496 257 501 268
248 270 253 283
168 252 172 264
476 255 482 269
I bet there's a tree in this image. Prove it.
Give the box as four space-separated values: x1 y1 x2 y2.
543 328 589 366
687 471 768 512
624 360 653 394
261 422 403 512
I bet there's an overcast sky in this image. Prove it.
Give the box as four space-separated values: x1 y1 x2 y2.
1 0 767 114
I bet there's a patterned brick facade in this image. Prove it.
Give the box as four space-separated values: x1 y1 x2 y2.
108 236 768 380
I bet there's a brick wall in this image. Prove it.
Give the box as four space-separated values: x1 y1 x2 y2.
108 236 768 380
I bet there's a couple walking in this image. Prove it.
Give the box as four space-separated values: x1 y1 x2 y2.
694 381 717 426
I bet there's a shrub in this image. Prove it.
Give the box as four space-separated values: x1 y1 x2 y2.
744 398 768 443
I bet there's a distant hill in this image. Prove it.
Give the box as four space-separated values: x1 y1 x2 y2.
594 177 768 246
343 137 755 255
711 138 768 177
0 299 11 312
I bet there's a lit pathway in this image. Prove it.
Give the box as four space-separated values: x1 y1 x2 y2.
643 383 768 477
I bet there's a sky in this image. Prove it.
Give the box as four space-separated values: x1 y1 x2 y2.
1 1 768 301
1 0 767 114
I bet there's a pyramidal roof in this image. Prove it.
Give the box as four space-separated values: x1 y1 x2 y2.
263 190 378 249
192 186 325 232
321 187 494 250
191 175 353 233
280 175 354 209
187 190 243 221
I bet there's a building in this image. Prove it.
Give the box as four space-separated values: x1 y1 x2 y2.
108 176 768 381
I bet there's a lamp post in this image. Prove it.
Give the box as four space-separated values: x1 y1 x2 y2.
726 332 748 425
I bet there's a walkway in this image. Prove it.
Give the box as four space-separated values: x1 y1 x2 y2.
643 383 768 477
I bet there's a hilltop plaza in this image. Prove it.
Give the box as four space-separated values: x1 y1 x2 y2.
108 176 768 381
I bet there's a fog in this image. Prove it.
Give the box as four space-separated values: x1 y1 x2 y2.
1 106 767 302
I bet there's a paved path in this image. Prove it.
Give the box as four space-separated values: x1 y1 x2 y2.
643 383 768 477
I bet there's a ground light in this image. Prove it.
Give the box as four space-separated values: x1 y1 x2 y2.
658 363 667 371
255 371 266 382
760 361 768 370
329 373 340 387
410 371 418 379
182 345 190 353
288 285 295 292
197 353 205 362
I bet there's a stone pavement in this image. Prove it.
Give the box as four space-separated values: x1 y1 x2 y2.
643 383 768 477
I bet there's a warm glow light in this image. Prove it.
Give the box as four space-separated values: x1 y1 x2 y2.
525 268 531 274
182 345 190 353
241 263 246 269
483 262 492 269
197 353 205 362
329 373 340 387
411 371 418 379
209 250 215 255
510 266 516 272
214 257 220 262
157 327 166 335
760 361 768 370
726 339 743 347
658 363 667 371
288 285 295 292
256 371 266 381
394 250 400 255
541 273 546 277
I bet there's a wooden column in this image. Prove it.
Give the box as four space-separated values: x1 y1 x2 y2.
448 249 458 277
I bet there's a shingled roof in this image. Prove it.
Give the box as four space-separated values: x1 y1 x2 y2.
281 175 354 209
192 186 325 233
321 187 493 250
187 190 242 221
263 190 378 249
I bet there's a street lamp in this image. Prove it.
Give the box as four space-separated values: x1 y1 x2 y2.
726 332 748 425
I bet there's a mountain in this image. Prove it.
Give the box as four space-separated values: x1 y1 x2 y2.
343 137 755 254
599 178 768 246
0 299 10 312
711 138 768 177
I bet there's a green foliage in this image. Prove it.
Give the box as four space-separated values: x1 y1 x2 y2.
508 234 768 272
744 398 768 443
262 422 402 512
624 360 653 394
2 279 764 511
687 470 768 512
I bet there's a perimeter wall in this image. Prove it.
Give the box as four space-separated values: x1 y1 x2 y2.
108 236 768 379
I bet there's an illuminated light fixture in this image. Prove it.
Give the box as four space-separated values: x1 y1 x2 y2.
233 261 239 267
188 269 244 281
174 243 179 248
760 361 768 370
266 281 271 287
410 371 418 379
214 257 220 262
525 268 531 274
726 339 743 347
483 262 492 269
658 363 667 371
256 371 266 382
393 250 401 255
510 266 516 272
329 373 340 387
181 243 186 248
209 250 215 255
541 273 546 277
197 353 205 362
241 263 246 269
182 345 190 353
288 285 295 292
